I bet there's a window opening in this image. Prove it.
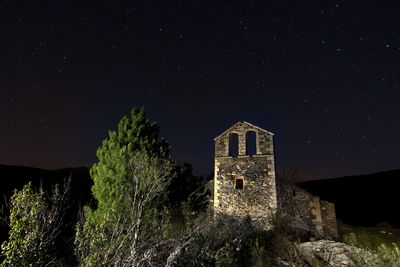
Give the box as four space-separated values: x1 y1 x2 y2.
246 131 257 156
229 133 239 157
235 178 244 190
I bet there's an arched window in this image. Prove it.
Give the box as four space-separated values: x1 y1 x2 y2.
229 133 239 157
246 131 257 156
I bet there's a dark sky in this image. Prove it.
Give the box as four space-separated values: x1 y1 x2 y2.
0 1 399 180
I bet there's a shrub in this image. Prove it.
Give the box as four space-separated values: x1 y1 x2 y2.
1 181 69 266
376 243 400 266
215 243 236 267
342 230 400 266
250 238 264 267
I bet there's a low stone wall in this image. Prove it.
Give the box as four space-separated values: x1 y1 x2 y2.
321 200 339 239
277 180 316 235
277 179 338 239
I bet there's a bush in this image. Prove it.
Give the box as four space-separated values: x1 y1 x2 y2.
343 232 357 246
250 238 264 267
1 181 69 266
342 231 400 266
376 243 400 266
215 243 237 267
163 213 304 267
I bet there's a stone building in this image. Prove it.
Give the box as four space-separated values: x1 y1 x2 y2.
277 180 338 239
213 121 338 239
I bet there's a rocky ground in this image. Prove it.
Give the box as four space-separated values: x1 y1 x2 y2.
295 240 387 267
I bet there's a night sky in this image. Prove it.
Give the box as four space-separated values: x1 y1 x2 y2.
1 1 399 180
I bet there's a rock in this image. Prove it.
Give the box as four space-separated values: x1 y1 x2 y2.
296 240 377 267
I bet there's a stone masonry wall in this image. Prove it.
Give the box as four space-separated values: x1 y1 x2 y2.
320 200 339 239
277 179 338 239
214 121 274 157
310 196 324 237
277 180 316 235
214 156 276 228
214 122 276 229
213 121 338 237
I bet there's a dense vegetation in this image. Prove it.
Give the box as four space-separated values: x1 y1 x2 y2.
1 181 70 266
340 223 400 266
0 108 399 266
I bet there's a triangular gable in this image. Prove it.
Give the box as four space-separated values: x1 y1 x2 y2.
214 121 274 141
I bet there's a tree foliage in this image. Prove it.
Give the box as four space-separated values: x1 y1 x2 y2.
168 163 210 225
74 108 212 266
75 108 176 266
1 181 70 266
75 151 173 266
90 108 170 220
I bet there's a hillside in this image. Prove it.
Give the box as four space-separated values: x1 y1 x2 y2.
1 165 398 229
297 169 400 228
0 164 91 195
0 165 399 265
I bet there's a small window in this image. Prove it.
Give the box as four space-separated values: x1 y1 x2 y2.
235 178 244 190
229 133 239 157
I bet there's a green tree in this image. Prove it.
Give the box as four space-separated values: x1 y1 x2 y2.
75 108 174 265
1 181 69 266
90 108 170 220
75 108 214 266
75 151 173 266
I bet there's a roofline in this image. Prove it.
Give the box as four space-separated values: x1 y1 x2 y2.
214 121 274 141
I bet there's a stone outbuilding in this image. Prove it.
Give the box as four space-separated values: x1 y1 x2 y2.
213 121 338 239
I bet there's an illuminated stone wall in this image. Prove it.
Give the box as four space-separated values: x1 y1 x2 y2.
214 121 277 228
213 121 338 238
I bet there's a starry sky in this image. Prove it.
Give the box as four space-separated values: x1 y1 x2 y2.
0 1 399 180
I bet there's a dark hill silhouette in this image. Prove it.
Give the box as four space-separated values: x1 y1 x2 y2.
0 164 92 199
297 169 400 228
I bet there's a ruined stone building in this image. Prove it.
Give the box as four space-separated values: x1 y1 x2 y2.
213 121 338 239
